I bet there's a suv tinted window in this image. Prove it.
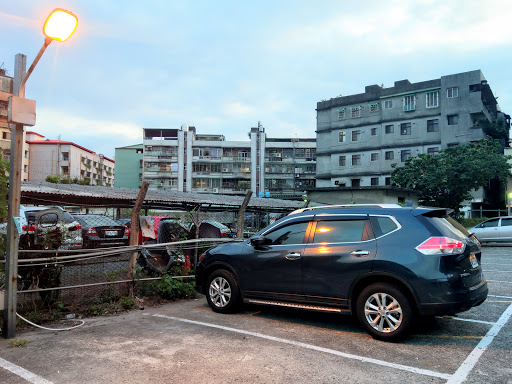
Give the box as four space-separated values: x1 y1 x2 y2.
423 216 466 240
313 220 366 243
370 216 398 237
40 213 58 226
63 211 76 223
264 222 309 245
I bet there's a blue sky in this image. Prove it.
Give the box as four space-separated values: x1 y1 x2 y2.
2 0 511 159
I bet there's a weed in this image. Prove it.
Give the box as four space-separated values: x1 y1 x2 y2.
157 274 197 300
25 310 42 325
119 296 135 310
8 339 28 348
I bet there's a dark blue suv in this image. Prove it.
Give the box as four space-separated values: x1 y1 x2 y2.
195 204 487 341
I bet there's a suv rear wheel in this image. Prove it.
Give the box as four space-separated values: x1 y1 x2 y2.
206 270 241 313
356 283 415 341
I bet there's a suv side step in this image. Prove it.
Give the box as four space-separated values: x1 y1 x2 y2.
245 299 347 313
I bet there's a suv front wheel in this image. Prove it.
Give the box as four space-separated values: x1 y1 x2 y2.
356 283 415 341
206 270 241 313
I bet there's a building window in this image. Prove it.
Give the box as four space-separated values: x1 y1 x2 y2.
371 153 379 161
447 142 459 147
403 94 416 111
427 147 439 155
371 127 378 136
371 177 379 186
369 103 379 113
139 159 143 168
401 149 412 162
427 119 439 132
24 150 29 159
385 177 391 186
339 131 346 143
400 123 411 135
24 165 28 173
385 124 394 134
351 178 361 187
448 114 459 125
339 155 346 167
426 91 439 108
352 154 361 166
61 152 69 161
351 106 361 118
447 87 459 98
337 109 345 120
352 130 361 142
384 100 393 109
385 151 394 160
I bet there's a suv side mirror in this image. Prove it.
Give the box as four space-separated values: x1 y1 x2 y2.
250 235 271 249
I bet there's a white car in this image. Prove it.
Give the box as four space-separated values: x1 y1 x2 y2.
469 216 512 243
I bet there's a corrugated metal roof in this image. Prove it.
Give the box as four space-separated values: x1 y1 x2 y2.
21 182 304 212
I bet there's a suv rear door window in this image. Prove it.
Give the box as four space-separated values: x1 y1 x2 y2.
313 220 367 243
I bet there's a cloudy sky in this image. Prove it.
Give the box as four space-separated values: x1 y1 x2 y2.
2 0 511 158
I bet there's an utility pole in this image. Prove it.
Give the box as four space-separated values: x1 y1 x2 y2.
3 54 26 338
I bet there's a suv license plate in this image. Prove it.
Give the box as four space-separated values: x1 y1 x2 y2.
469 254 479 268
106 230 117 236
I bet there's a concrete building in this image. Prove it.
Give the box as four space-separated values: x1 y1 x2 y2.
26 132 115 186
0 68 13 160
316 70 510 194
0 68 31 181
114 144 143 189
142 123 316 197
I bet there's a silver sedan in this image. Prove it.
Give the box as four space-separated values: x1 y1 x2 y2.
469 216 512 242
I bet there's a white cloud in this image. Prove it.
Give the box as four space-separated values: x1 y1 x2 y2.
34 107 142 143
222 102 255 117
270 0 512 56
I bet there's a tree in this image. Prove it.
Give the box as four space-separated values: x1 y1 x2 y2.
0 152 9 256
391 139 512 216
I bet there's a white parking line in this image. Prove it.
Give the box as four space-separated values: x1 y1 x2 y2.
446 303 512 384
152 314 451 380
488 294 512 299
440 317 495 325
0 356 53 384
486 280 512 284
483 270 512 273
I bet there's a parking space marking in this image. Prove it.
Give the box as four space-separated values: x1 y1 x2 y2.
487 280 512 284
152 314 451 380
0 356 53 384
446 303 512 384
440 317 495 325
488 294 512 299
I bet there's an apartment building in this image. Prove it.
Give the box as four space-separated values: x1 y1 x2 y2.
316 70 510 189
26 132 115 186
114 144 143 189
0 68 31 181
142 123 316 197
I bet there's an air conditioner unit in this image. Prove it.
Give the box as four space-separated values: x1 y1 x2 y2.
212 188 219 193
223 168 230 172
275 153 282 158
295 174 300 178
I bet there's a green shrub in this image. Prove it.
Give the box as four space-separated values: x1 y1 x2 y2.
157 275 197 300
459 217 489 229
119 296 135 309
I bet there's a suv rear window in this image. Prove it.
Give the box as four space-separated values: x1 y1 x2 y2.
423 216 467 240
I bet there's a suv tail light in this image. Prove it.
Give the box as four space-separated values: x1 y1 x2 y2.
124 227 130 236
22 225 36 232
86 227 98 237
416 237 465 255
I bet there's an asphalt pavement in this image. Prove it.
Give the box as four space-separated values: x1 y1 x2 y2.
0 245 511 384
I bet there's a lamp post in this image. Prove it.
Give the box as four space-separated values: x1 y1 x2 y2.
3 9 77 339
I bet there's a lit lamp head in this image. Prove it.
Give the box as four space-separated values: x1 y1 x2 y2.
43 9 78 42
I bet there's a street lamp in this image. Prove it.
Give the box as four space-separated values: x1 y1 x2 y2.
3 8 77 339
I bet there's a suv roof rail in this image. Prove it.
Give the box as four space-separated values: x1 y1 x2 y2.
289 204 403 215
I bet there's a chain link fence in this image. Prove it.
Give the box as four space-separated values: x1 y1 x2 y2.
1 204 291 317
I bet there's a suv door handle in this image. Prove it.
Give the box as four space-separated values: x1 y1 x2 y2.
285 252 302 260
351 250 370 256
